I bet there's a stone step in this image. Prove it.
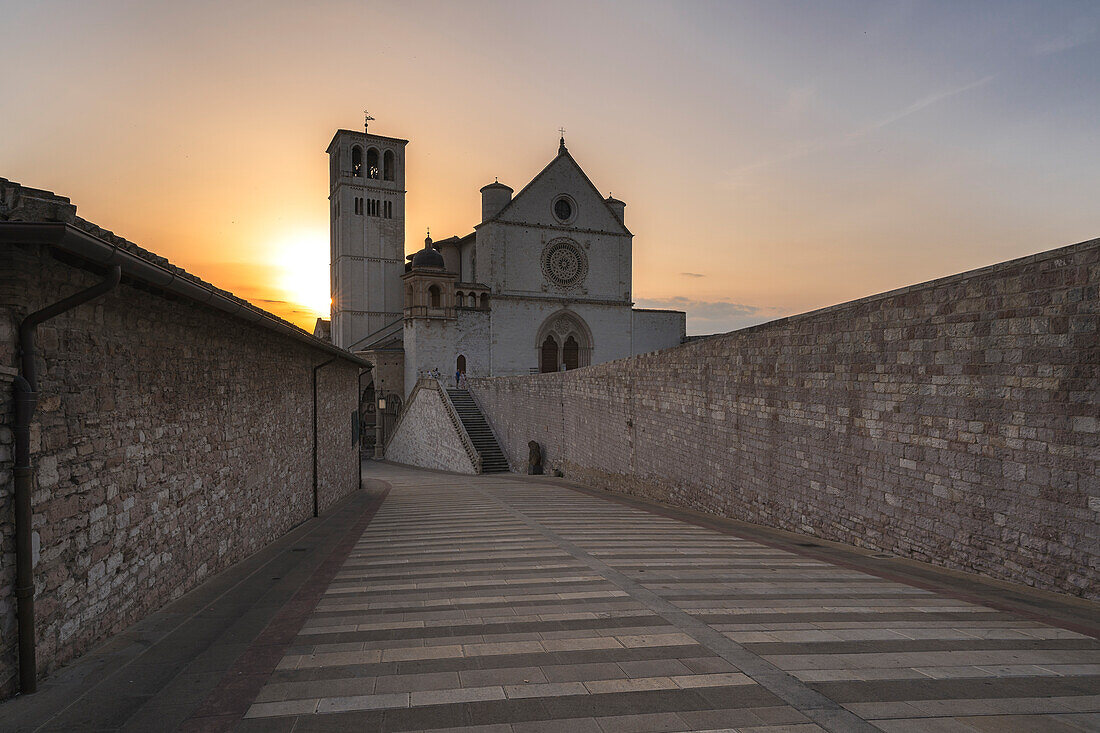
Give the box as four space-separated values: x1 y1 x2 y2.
445 390 509 475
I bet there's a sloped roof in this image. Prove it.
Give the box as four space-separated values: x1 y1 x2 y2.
0 177 369 367
477 144 632 236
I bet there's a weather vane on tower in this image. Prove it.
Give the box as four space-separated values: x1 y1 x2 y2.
364 109 375 132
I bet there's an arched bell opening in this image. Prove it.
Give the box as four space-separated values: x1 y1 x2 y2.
351 146 363 177
383 149 395 181
366 148 380 179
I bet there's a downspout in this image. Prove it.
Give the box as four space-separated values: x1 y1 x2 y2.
357 366 373 491
13 265 121 694
311 358 336 517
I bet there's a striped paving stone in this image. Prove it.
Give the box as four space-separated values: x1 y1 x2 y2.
241 465 1099 732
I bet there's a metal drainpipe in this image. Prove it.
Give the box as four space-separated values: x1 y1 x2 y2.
13 265 121 694
357 367 372 491
311 358 336 518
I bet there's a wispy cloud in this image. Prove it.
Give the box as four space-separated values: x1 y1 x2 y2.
1032 23 1096 56
635 296 787 336
680 272 705 278
849 75 995 138
727 75 995 180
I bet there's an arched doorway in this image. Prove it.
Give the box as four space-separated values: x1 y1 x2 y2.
563 335 580 370
536 311 593 373
540 335 559 373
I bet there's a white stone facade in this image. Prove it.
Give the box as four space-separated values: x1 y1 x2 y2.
327 128 408 350
329 127 685 397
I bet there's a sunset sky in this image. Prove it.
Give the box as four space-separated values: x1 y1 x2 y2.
3 1 1098 334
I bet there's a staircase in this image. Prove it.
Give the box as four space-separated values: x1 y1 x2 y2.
446 389 510 473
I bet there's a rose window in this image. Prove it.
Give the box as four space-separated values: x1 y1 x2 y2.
541 239 588 288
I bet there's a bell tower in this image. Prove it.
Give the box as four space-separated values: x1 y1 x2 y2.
326 114 408 349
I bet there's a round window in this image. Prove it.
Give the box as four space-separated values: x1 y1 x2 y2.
541 239 588 288
552 196 575 223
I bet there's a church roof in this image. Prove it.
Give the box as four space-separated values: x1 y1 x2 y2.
476 142 632 236
325 129 410 153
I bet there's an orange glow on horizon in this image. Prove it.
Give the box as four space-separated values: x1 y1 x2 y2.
3 2 1097 335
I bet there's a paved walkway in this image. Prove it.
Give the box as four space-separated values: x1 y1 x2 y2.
4 463 1099 732
243 465 1099 732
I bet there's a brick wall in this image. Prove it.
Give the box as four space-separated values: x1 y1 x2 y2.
470 239 1100 600
0 243 362 696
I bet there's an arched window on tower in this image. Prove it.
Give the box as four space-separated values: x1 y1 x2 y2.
455 291 465 307
383 150 395 181
540 334 559 373
563 335 580 370
351 146 362 176
428 284 441 308
366 148 380 179
469 293 478 308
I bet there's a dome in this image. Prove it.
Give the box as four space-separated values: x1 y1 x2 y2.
479 181 513 194
410 234 445 269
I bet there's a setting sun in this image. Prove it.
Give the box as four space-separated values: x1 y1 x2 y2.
271 229 331 324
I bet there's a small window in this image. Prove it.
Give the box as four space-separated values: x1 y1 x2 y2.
553 195 575 223
366 148 380 179
428 284 441 308
384 201 393 219
351 146 363 176
480 293 489 309
383 150 395 181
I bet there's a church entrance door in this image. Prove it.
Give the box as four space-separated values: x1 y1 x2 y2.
540 335 559 373
563 336 579 370
536 311 592 373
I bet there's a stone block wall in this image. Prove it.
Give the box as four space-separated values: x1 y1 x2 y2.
385 380 477 474
0 243 362 696
470 239 1100 599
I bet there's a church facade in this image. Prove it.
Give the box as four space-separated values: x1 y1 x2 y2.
324 121 685 403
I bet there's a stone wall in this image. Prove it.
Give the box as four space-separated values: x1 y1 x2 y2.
470 239 1100 599
385 380 477 474
0 242 362 696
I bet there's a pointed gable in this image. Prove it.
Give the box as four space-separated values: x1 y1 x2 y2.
479 148 631 236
